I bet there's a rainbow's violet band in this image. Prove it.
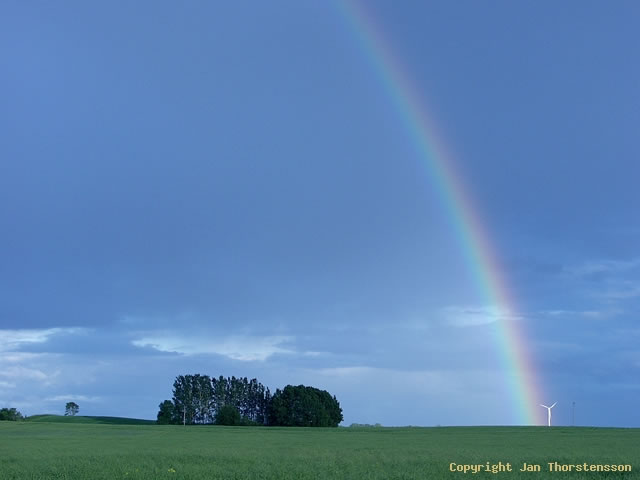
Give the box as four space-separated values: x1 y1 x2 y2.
337 0 544 425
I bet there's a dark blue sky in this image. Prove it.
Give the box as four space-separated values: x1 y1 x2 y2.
1 0 639 426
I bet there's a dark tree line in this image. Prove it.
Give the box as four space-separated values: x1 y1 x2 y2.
158 375 342 427
269 385 343 427
0 408 24 421
158 375 271 425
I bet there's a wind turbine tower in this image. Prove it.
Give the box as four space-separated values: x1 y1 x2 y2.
540 402 557 427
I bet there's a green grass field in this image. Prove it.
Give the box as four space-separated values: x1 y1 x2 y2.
1 418 638 479
24 414 157 425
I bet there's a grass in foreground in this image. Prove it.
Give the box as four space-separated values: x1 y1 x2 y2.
1 422 638 479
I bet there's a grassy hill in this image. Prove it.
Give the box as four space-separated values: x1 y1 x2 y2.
25 414 156 425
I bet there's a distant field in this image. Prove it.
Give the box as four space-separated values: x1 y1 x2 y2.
25 414 156 425
1 421 638 479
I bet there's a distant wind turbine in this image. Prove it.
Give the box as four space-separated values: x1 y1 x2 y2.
540 402 557 427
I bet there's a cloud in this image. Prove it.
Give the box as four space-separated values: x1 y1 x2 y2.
441 305 521 327
312 365 496 394
598 284 640 300
0 365 49 381
556 257 640 304
0 352 65 388
0 328 87 352
315 366 374 377
565 258 640 277
311 366 461 399
0 352 46 363
302 351 327 357
540 309 612 319
131 333 294 361
534 340 586 353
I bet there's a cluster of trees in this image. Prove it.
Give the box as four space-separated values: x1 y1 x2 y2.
158 375 272 425
0 408 24 421
158 375 342 427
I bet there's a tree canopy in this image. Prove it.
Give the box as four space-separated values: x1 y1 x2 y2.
165 375 271 425
0 408 24 421
215 405 243 426
65 402 79 416
159 375 342 427
268 385 343 427
156 400 174 424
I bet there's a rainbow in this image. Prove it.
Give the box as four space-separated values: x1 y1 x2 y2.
337 0 544 425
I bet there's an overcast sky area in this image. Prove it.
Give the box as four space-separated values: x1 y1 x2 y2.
2 1 639 427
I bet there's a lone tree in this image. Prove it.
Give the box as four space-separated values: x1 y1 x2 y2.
65 402 79 416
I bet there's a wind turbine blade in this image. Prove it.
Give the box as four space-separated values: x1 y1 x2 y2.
550 402 557 408
540 404 549 408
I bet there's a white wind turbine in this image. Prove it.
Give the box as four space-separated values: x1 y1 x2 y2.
540 402 557 427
